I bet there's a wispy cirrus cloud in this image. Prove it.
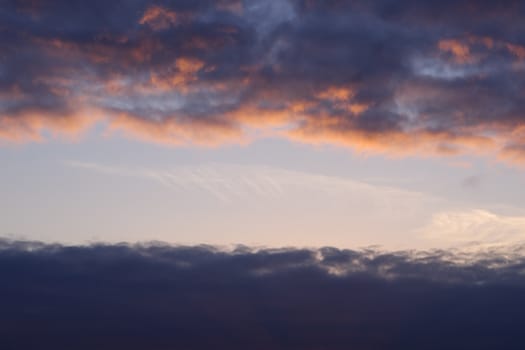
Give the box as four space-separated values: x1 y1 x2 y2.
1 0 525 163
67 161 525 249
67 161 432 206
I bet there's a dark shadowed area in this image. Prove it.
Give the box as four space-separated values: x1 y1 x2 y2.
1 239 524 349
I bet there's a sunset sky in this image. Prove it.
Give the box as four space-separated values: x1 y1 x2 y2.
2 1 525 348
2 0 525 250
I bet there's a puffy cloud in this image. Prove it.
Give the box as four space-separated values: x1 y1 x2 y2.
438 39 475 64
1 239 525 349
1 0 525 161
139 5 180 31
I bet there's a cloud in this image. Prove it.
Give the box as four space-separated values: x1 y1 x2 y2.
1 0 525 162
139 5 180 31
67 161 430 205
1 239 525 349
420 209 525 248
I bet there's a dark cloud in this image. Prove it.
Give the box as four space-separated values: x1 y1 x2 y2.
1 0 525 159
1 239 525 349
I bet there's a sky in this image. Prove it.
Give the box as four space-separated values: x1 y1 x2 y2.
2 0 525 250
2 1 525 348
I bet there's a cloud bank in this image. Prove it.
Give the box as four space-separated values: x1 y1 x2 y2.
1 239 525 349
1 0 525 162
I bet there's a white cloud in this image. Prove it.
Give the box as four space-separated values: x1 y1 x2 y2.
420 209 525 248
66 161 525 251
66 161 445 248
67 161 431 206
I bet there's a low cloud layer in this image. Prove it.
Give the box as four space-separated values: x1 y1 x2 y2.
1 239 525 349
1 0 525 162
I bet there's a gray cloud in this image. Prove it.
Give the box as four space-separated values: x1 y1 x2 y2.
1 0 525 160
1 239 525 349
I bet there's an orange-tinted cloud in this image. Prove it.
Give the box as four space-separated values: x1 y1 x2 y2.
148 58 205 92
2 0 525 166
438 39 473 64
506 43 525 60
437 36 525 65
106 112 246 147
139 5 180 31
216 0 244 15
286 119 498 158
0 107 102 143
